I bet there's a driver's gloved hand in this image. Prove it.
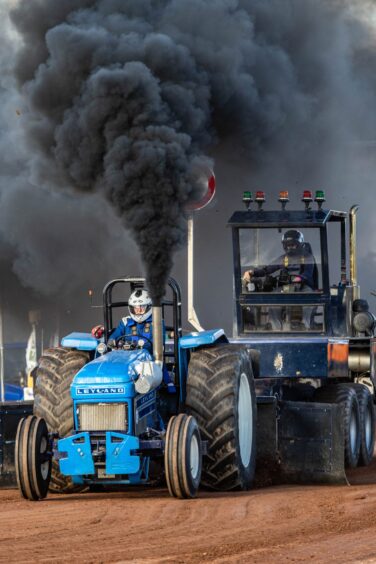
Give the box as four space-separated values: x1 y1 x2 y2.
107 339 116 348
91 325 104 339
242 270 253 283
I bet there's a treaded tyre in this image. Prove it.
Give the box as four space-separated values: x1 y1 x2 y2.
34 348 89 493
165 413 202 499
15 415 52 501
186 344 257 491
350 383 375 466
313 384 361 468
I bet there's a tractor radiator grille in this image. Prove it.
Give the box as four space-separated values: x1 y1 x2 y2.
78 403 127 431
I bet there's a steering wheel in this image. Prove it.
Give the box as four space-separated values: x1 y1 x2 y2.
246 275 278 292
277 270 302 288
112 334 153 350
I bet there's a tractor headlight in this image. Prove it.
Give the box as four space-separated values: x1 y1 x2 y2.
96 342 107 355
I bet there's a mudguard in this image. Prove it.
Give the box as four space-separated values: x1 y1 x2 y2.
61 332 98 351
255 399 347 485
278 400 346 484
179 328 228 349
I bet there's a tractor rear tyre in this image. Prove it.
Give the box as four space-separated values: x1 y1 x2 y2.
34 348 89 493
15 415 52 501
314 384 361 468
186 344 256 491
164 414 202 499
350 384 375 466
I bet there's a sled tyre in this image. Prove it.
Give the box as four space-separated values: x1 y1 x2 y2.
314 384 361 468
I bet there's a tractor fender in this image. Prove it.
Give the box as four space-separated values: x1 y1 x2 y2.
179 329 228 350
61 332 99 351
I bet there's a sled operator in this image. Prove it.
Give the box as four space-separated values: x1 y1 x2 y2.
242 230 317 330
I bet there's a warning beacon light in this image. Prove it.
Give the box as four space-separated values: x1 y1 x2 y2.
255 191 265 210
185 168 216 212
302 190 313 210
278 190 289 210
243 191 253 210
315 190 326 210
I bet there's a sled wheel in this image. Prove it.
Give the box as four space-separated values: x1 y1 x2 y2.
165 414 202 499
15 415 51 500
350 384 375 466
314 384 361 468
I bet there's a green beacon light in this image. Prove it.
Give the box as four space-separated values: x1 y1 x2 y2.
315 190 326 210
243 191 253 210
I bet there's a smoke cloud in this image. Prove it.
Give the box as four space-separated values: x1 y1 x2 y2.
2 0 376 329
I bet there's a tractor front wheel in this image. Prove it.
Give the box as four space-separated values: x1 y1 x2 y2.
15 415 52 501
164 414 202 499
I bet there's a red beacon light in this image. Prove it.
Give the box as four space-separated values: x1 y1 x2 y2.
302 190 313 211
302 190 313 201
255 191 265 211
279 190 289 210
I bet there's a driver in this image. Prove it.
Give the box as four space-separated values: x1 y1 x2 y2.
242 230 316 330
91 289 176 391
109 289 154 352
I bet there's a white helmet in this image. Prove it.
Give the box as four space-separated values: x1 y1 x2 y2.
128 289 152 323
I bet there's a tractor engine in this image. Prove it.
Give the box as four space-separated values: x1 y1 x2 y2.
58 347 160 482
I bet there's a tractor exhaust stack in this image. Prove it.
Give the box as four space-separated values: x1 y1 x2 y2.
349 204 359 288
152 306 164 364
347 205 360 335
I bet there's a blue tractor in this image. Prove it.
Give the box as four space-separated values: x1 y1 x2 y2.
15 277 256 499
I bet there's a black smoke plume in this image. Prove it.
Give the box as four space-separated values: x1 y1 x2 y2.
10 0 216 303
4 0 376 321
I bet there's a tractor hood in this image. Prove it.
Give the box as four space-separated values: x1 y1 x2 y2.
71 349 152 400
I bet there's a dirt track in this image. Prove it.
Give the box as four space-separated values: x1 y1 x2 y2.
2 463 376 563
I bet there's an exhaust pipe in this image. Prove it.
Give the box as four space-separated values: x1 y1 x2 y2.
134 305 163 395
152 306 164 364
187 215 204 332
347 205 360 335
349 205 359 287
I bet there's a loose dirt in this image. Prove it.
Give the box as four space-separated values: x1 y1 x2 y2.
2 462 376 563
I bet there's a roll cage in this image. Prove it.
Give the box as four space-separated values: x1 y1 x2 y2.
102 276 182 382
